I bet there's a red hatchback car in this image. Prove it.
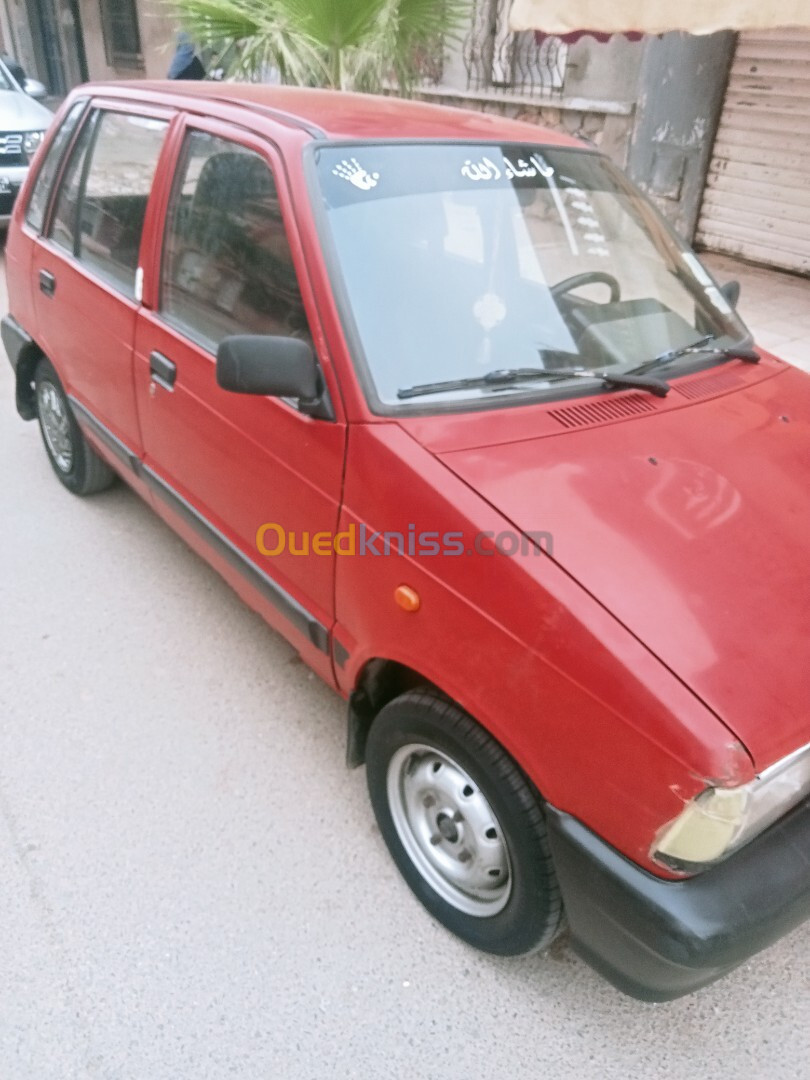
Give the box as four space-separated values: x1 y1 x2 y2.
4 82 810 1001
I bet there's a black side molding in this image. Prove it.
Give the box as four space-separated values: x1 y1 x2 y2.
66 397 331 657
143 467 330 654
69 396 142 474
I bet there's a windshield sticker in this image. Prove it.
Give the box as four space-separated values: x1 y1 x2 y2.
461 157 503 181
558 178 611 258
332 158 380 191
505 153 555 179
473 292 507 331
461 153 554 183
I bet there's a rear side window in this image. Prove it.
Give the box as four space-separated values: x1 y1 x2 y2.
160 131 311 350
25 99 87 233
50 115 96 254
49 109 168 298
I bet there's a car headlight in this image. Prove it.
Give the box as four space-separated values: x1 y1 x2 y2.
654 741 810 872
23 130 45 159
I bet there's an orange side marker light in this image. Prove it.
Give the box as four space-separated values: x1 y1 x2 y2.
395 585 421 612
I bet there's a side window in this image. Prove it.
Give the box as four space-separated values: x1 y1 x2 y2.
161 131 311 350
25 99 87 233
49 109 168 298
49 113 96 255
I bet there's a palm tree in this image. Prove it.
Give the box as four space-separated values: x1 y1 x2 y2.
173 0 470 94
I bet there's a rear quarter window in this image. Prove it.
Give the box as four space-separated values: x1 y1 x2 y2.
48 108 169 298
25 99 87 233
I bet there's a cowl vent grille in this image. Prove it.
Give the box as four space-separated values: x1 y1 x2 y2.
675 371 744 400
549 394 657 429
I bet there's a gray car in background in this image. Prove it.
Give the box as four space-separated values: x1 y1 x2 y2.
0 58 53 226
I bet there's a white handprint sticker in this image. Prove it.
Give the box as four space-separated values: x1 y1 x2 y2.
332 158 380 191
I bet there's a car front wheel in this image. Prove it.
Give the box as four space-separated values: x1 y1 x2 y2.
34 358 116 496
366 689 563 956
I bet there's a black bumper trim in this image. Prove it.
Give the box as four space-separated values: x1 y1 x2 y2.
1 314 31 374
545 801 810 1001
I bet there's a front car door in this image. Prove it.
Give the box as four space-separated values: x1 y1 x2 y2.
133 117 347 681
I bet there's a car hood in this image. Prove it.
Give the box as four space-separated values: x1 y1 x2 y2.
0 89 53 130
435 367 810 769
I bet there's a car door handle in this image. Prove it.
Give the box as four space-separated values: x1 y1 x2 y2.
39 270 56 297
149 351 177 391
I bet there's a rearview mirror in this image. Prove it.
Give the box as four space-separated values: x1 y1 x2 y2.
216 335 328 413
24 78 48 102
720 280 741 308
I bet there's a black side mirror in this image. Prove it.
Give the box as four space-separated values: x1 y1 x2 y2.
217 335 331 417
720 280 741 308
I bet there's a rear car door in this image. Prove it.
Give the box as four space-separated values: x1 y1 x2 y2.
30 102 170 458
133 118 347 681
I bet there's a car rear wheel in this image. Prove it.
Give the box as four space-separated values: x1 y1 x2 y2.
366 689 563 955
34 358 116 496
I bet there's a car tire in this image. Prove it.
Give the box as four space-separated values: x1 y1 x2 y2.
366 689 563 956
34 357 116 496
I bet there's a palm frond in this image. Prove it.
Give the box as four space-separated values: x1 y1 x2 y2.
173 0 471 92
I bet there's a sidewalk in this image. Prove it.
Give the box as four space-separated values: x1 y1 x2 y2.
702 253 810 374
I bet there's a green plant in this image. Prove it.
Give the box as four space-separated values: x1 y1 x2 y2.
172 0 469 93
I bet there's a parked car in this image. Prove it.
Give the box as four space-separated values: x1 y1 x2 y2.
0 56 51 226
4 82 810 1001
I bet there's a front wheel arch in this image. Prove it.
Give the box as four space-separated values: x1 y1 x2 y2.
365 688 564 955
346 658 447 768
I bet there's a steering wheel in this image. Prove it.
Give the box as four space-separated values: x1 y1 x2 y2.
550 271 621 304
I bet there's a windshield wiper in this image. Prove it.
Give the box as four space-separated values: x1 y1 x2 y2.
624 336 760 377
397 365 670 401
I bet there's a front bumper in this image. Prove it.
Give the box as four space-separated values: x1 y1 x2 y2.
545 799 810 1001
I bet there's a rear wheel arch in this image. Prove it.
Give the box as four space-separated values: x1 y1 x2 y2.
14 337 47 421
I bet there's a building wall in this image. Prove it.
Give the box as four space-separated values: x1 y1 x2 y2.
0 0 176 92
77 0 175 82
415 27 644 170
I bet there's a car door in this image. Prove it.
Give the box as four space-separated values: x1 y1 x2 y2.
30 101 171 461
133 117 347 681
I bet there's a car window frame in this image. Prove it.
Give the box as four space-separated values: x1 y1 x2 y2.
38 98 176 301
23 97 90 236
147 113 338 420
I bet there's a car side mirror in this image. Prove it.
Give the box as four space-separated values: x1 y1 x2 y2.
24 78 48 101
216 335 332 418
720 280 741 308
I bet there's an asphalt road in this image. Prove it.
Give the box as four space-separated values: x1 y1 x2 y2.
1 252 809 1080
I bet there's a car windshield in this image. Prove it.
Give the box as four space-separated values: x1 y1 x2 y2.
314 143 750 410
0 63 14 92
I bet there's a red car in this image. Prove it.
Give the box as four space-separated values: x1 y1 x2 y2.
4 81 810 1001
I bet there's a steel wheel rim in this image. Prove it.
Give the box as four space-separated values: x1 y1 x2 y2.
387 743 512 917
38 380 74 473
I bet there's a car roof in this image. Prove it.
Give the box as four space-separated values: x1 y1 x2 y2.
95 80 583 147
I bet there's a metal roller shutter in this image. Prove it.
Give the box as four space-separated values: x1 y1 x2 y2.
696 30 810 275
